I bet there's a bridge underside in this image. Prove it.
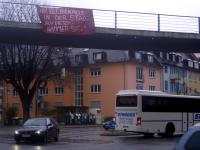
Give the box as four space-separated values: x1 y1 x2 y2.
0 22 200 52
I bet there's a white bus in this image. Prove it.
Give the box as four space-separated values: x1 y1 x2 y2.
115 90 200 136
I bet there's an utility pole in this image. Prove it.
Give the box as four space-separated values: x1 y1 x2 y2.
35 88 38 117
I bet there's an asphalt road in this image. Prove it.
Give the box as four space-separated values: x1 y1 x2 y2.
0 126 181 150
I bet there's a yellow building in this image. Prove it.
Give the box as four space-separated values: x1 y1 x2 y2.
4 50 162 123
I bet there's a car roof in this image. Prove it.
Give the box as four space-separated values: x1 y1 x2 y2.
28 117 51 120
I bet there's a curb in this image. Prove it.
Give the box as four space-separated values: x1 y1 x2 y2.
101 131 139 136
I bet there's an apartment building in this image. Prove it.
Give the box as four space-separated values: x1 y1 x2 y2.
155 52 200 95
4 49 162 123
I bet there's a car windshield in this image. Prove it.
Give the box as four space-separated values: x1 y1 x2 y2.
24 118 47 126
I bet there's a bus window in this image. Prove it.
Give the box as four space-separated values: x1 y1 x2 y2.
116 96 137 107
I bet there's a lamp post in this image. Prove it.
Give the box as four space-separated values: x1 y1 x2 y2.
35 88 38 117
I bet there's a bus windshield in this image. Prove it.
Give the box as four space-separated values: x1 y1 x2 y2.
116 96 137 107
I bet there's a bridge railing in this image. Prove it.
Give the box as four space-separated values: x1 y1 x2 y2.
93 10 199 34
0 2 199 34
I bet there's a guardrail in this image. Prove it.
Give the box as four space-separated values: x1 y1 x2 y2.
0 2 199 34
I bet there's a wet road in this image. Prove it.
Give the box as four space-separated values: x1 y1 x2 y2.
0 126 181 150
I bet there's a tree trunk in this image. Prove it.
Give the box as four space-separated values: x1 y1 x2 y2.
22 100 31 122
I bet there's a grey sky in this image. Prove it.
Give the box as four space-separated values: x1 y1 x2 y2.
45 0 200 17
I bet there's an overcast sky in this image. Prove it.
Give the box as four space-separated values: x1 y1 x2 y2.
45 0 200 17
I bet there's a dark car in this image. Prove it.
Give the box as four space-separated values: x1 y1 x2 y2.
103 120 116 130
174 126 200 150
14 117 59 144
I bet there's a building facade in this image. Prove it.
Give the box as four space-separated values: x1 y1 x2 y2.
3 49 162 123
3 49 200 124
155 52 200 95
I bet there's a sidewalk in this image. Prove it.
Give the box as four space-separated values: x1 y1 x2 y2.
0 126 18 136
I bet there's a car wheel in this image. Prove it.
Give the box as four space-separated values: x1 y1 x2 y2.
15 139 21 144
105 127 109 130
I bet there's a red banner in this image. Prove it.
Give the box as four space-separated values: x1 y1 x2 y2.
37 6 96 35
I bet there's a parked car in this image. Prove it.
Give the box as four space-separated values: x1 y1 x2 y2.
174 126 200 150
14 117 59 144
103 120 116 130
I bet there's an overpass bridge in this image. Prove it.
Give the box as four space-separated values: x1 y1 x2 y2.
0 2 200 52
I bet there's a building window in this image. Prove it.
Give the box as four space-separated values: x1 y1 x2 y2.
170 82 177 93
149 85 156 91
75 55 82 63
136 67 143 81
164 80 168 91
160 52 163 58
13 89 19 97
93 53 102 60
90 68 101 77
172 54 176 61
75 70 83 106
75 54 88 64
55 87 64 95
170 67 178 75
194 61 199 69
188 60 193 67
166 53 169 60
176 55 182 63
188 73 192 80
164 66 168 73
12 103 20 111
149 69 156 78
135 52 141 60
148 55 154 63
29 104 33 111
90 84 101 93
38 88 48 96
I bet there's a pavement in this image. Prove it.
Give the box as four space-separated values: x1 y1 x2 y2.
0 126 20 136
0 125 137 138
0 124 103 137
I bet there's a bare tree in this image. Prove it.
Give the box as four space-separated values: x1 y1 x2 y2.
0 0 45 22
0 43 71 121
0 1 72 121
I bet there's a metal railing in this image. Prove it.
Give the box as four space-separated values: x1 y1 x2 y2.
0 1 199 34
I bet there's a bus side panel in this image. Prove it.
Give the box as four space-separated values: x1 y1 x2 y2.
141 112 183 133
193 112 200 126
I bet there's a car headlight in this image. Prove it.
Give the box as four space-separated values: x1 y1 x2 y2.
36 130 41 134
35 130 45 134
15 130 19 134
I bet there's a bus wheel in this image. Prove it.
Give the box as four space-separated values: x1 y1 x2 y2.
165 123 175 137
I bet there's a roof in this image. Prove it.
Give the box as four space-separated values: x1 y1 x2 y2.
116 89 200 99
